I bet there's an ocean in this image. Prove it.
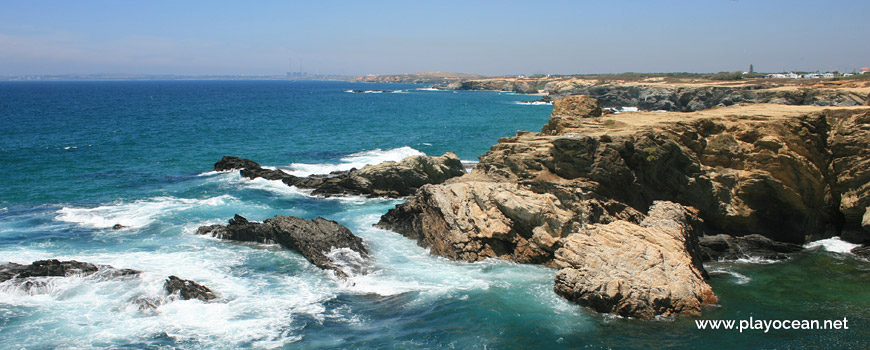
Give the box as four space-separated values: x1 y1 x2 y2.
0 81 867 349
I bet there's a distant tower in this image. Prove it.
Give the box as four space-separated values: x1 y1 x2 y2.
749 64 754 74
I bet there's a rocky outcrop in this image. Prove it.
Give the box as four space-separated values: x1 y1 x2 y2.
542 82 867 111
164 275 217 301
698 234 803 261
441 79 543 94
0 260 140 283
377 95 870 319
197 214 369 277
553 201 717 319
543 95 604 134
0 260 216 304
213 152 465 198
465 104 870 244
214 156 261 172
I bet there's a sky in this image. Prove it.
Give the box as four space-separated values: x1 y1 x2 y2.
0 0 868 76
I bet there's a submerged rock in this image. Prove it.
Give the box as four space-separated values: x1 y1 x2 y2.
212 152 465 198
553 201 716 319
164 275 217 302
698 234 803 261
197 214 369 277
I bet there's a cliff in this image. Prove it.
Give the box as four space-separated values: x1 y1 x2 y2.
354 71 484 84
544 80 868 111
440 78 546 94
376 95 870 319
438 77 869 110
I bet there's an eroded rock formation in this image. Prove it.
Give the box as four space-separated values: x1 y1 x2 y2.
213 152 465 198
553 201 717 319
197 214 369 277
377 95 870 319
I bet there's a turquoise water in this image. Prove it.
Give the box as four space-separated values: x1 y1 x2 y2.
0 81 867 349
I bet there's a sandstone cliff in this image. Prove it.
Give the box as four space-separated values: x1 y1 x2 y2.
377 95 870 319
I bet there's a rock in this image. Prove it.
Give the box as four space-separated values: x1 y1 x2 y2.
542 95 603 135
1 260 140 295
197 215 369 277
214 156 261 171
864 207 870 232
851 245 870 259
553 201 716 319
213 152 465 198
0 259 142 283
378 181 580 263
551 95 603 119
698 234 803 261
312 152 465 197
112 224 127 230
164 275 217 301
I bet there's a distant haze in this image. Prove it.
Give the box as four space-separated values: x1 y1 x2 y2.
1 0 868 76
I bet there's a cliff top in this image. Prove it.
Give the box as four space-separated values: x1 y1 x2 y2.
541 104 870 138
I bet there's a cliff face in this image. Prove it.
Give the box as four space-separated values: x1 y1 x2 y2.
442 79 543 93
439 77 868 110
376 95 870 318
544 81 867 111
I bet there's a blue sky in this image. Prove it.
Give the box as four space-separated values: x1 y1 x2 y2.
1 0 867 76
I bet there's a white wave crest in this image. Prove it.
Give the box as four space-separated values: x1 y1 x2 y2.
708 268 751 285
56 195 238 229
515 101 552 105
282 146 424 177
804 236 861 254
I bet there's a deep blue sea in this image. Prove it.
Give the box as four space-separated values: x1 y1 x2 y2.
1 81 867 349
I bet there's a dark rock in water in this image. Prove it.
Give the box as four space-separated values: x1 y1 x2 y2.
214 156 261 171
1 260 100 282
197 215 369 277
0 259 142 283
311 153 466 197
698 234 803 261
211 152 465 198
164 275 217 301
852 245 870 259
112 224 127 230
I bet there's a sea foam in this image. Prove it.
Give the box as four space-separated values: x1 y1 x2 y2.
56 195 238 229
804 236 861 254
282 146 425 177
